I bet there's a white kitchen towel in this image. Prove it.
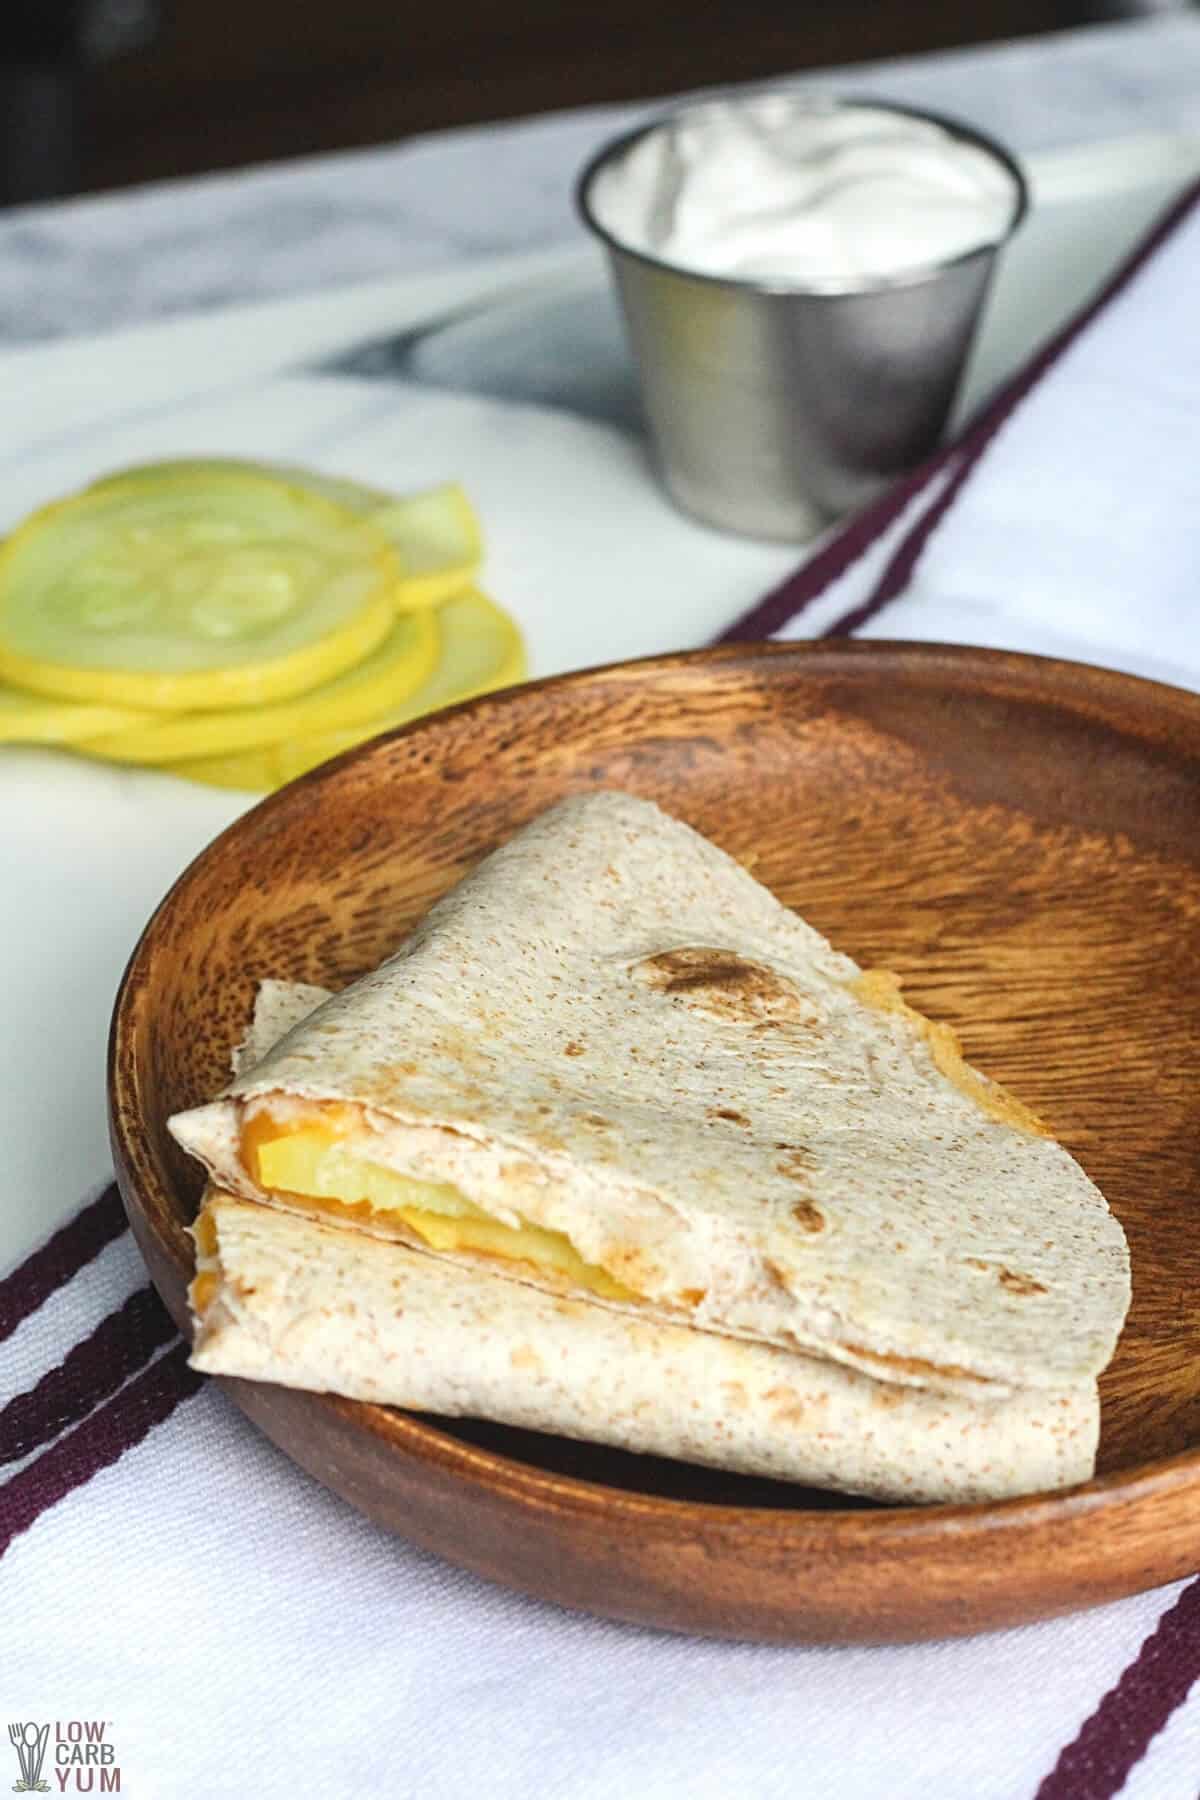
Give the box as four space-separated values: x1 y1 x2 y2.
721 173 1200 697
1 1185 1198 1799
5 175 1200 1800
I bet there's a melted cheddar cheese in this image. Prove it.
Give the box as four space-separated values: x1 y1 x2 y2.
852 969 1050 1138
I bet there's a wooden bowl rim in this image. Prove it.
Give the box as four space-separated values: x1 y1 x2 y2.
109 637 1200 1552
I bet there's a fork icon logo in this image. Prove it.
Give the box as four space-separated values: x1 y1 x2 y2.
7 1723 49 1794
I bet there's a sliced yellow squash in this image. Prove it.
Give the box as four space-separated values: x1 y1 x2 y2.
91 461 481 613
247 1117 634 1302
361 485 481 610
0 469 400 711
0 682 153 744
80 606 439 763
172 587 526 791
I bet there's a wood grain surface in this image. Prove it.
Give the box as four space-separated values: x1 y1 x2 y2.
109 640 1200 1642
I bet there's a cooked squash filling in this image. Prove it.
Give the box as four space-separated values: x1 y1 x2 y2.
241 1113 635 1302
188 1205 221 1315
190 1268 220 1314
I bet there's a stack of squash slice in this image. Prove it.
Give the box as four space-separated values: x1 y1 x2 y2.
0 459 524 791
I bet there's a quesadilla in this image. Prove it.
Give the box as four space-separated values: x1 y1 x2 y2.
171 791 1130 1419
189 1186 1099 1503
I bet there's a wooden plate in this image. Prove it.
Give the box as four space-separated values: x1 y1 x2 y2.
109 640 1200 1643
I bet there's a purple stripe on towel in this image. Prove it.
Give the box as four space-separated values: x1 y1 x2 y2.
1036 1577 1200 1800
0 1284 177 1466
715 175 1200 648
713 456 958 644
0 1185 127 1347
0 1342 201 1562
824 176 1200 640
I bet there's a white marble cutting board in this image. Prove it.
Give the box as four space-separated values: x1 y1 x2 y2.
0 360 801 1277
2 127 1198 1272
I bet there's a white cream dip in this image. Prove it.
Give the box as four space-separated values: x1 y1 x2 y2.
585 96 1021 289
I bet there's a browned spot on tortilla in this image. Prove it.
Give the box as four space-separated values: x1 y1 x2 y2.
868 1382 911 1411
762 1257 796 1291
710 1106 749 1125
790 1199 826 1234
998 1267 1049 1296
721 1380 749 1409
602 1245 665 1292
842 1341 992 1386
631 947 815 1027
679 1286 707 1307
764 1385 807 1427
509 1345 543 1373
966 1257 1049 1296
775 1145 816 1180
497 1158 547 1195
562 1041 585 1057
851 968 1051 1138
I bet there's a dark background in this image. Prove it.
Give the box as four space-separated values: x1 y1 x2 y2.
0 0 1171 206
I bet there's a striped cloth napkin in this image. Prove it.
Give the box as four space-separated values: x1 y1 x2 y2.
2 1182 1196 1798
720 175 1200 690
5 178 1200 1800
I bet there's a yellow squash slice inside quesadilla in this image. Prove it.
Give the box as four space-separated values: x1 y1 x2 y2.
241 1109 635 1302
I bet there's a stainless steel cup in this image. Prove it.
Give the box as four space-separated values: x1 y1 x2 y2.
577 96 1028 541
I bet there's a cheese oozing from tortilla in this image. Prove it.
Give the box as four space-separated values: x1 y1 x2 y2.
851 969 1051 1138
189 1203 221 1316
241 1112 636 1302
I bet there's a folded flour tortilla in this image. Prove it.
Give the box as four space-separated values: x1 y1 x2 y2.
190 1189 1099 1503
172 791 1130 1411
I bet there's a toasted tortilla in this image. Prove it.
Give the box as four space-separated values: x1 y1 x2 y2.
171 791 1130 1398
190 1189 1099 1504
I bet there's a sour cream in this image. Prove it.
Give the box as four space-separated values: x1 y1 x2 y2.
585 96 1022 289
